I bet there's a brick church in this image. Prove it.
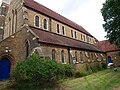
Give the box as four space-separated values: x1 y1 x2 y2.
0 0 119 80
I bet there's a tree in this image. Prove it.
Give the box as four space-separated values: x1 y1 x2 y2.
101 0 120 48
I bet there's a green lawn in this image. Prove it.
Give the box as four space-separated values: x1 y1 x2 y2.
62 68 120 90
1 68 120 90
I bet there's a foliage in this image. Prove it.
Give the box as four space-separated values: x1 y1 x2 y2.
101 62 107 69
13 53 74 88
74 62 107 78
86 62 107 73
101 0 120 48
74 71 89 78
12 53 107 89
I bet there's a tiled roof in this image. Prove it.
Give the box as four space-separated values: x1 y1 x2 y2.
24 0 93 37
30 26 103 52
96 40 120 52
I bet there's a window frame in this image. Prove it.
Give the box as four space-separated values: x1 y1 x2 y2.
25 39 30 57
75 51 78 62
52 49 56 60
61 50 64 63
43 18 48 30
34 15 40 28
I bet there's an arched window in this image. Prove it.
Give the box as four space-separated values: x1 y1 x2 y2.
62 26 65 35
95 53 98 60
56 24 59 33
35 16 39 27
81 34 83 40
75 51 77 61
43 19 47 29
74 31 77 38
71 30 73 37
25 40 30 57
87 36 89 43
15 10 17 32
108 56 113 63
9 17 11 36
83 35 86 41
52 49 56 60
0 7 1 15
80 52 83 62
91 53 94 61
12 10 14 34
61 50 64 63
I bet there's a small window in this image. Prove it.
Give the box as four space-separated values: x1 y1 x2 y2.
35 16 39 27
52 49 56 60
62 26 65 35
71 30 73 37
74 31 77 38
57 24 59 33
43 19 47 29
61 50 64 63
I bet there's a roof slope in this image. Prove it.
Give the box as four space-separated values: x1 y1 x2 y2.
24 0 93 37
96 40 120 52
30 26 103 52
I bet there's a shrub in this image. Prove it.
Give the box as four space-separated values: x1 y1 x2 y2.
63 64 74 77
101 62 107 69
74 71 82 78
90 65 99 73
86 62 107 74
74 71 89 78
13 53 73 87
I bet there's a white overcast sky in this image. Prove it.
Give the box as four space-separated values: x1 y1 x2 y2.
0 0 107 41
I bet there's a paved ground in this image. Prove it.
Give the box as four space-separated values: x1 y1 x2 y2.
0 80 10 90
113 86 120 90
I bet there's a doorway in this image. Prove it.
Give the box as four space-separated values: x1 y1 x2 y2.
0 58 10 80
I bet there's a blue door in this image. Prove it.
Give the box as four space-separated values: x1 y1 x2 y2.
108 56 112 63
0 58 10 80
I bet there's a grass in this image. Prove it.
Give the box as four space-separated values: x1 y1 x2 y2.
1 68 120 90
62 68 120 90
